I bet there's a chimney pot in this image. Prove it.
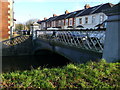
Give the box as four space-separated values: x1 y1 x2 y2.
38 19 41 21
44 17 47 20
84 4 90 9
65 10 69 14
53 14 57 17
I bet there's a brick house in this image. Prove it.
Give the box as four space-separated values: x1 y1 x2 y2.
37 3 114 30
0 0 14 40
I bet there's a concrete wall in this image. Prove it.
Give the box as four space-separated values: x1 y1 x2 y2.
102 3 120 62
102 15 120 62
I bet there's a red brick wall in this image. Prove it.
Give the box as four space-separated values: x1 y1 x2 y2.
0 1 10 39
0 1 2 40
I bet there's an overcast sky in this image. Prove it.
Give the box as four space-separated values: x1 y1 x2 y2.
14 0 119 24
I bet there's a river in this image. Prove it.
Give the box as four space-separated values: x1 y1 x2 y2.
2 52 71 72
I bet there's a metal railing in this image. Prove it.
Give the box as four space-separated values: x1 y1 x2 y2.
35 28 106 53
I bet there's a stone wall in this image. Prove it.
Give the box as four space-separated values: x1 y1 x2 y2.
1 36 33 56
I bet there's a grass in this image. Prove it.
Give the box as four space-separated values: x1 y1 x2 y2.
0 59 120 88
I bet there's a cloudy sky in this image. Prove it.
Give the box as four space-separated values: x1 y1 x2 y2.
14 0 119 23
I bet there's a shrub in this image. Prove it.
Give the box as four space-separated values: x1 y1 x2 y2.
1 60 120 88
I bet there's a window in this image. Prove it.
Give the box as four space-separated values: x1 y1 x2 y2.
85 17 88 24
92 16 95 23
69 20 72 26
52 22 54 27
53 21 55 27
79 18 82 24
66 19 68 26
61 20 64 26
58 20 61 26
100 15 104 23
43 23 45 27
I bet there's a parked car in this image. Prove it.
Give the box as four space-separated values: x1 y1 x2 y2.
88 32 105 47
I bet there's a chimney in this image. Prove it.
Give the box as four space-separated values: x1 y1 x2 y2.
65 10 69 14
44 17 47 20
53 14 57 17
38 19 41 22
84 4 90 9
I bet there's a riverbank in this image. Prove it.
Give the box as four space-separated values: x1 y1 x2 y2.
1 60 120 88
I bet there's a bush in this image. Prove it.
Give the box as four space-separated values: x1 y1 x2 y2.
1 60 120 88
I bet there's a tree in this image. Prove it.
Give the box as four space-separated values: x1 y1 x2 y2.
15 23 24 31
25 19 38 30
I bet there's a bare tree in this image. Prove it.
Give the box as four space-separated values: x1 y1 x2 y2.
25 19 38 30
15 23 24 31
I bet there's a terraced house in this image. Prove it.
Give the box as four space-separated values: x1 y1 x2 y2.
0 0 14 40
37 3 114 30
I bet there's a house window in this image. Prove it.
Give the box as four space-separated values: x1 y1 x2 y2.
85 17 88 24
66 19 68 26
61 20 64 26
52 22 53 27
100 15 104 23
79 18 82 24
92 16 95 23
53 21 55 27
70 20 72 26
44 23 45 27
58 20 61 26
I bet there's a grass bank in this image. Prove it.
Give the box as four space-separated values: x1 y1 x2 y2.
1 60 120 88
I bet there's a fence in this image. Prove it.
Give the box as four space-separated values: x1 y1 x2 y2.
35 28 106 53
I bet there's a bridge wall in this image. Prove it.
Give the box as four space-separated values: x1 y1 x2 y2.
34 39 102 63
1 36 33 56
54 46 102 63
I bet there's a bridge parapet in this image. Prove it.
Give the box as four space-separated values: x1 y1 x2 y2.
2 36 29 47
1 35 33 56
35 29 106 53
102 3 120 62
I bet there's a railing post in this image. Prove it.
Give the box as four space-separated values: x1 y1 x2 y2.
30 22 40 40
102 3 120 62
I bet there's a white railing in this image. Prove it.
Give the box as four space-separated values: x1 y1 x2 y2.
35 28 106 53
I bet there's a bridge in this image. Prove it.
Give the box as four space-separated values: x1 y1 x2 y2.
33 29 105 63
32 4 120 63
1 28 106 63
1 4 120 63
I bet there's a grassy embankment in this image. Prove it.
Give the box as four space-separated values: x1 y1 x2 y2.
1 60 120 88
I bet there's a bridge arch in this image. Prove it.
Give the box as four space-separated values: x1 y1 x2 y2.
33 48 71 67
34 48 54 56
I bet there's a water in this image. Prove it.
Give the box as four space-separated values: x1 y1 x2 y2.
2 52 71 72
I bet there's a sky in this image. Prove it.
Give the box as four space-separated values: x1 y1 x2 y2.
14 0 119 24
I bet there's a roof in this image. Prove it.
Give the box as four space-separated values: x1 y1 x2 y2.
37 19 47 24
66 10 83 19
53 13 72 21
37 3 114 24
46 16 58 22
76 3 114 17
103 3 120 16
92 3 114 14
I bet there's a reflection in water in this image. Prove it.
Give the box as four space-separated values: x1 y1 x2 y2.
2 52 71 72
